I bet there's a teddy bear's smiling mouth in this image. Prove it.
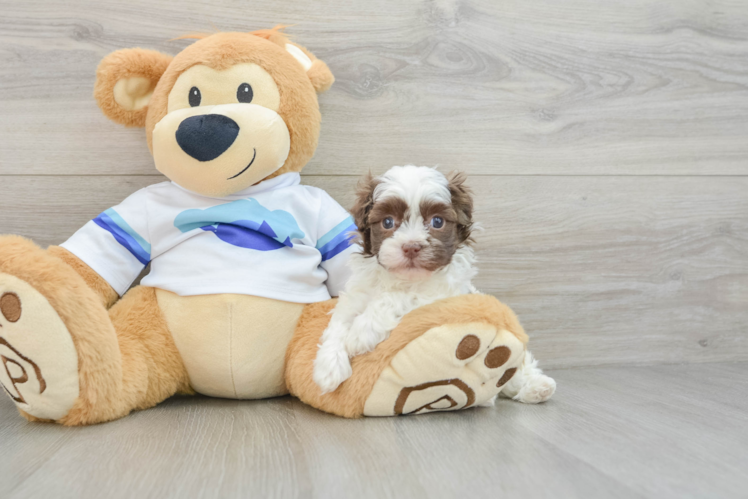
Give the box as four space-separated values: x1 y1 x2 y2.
227 148 257 180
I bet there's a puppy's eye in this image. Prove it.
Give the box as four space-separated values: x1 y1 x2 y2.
382 217 395 229
237 83 253 103
188 87 201 107
431 216 444 229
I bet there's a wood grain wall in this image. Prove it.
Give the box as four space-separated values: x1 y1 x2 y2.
1 0 746 368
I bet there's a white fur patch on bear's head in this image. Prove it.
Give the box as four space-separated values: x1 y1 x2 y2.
285 43 313 71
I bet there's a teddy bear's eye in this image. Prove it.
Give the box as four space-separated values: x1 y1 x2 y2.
237 83 253 103
188 87 201 107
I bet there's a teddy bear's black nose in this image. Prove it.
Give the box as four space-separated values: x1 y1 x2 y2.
176 114 240 162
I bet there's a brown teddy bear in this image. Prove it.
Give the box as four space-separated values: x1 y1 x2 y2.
0 27 528 425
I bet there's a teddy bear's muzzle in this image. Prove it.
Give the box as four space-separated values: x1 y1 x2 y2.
152 103 291 197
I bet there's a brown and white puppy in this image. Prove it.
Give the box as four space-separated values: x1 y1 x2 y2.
313 166 556 403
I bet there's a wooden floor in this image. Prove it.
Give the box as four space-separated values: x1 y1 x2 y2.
0 362 745 498
1 1 748 498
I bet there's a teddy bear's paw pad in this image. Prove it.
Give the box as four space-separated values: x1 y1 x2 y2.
0 273 79 421
363 322 525 416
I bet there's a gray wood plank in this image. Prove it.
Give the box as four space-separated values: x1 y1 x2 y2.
505 363 748 498
1 174 745 369
2 0 748 175
1 362 746 498
286 399 640 499
0 397 312 498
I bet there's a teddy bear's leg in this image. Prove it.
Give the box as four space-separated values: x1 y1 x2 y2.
0 236 190 425
285 294 530 418
101 286 192 421
46 245 119 309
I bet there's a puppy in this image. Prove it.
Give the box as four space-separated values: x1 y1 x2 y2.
313 166 556 405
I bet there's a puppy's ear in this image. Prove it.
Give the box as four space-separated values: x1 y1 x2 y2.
447 171 474 245
351 172 379 256
94 48 172 127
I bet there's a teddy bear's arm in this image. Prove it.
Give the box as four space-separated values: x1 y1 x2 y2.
59 189 152 299
314 191 359 297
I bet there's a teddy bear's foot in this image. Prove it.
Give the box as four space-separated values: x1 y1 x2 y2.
0 235 133 425
0 272 80 421
363 322 525 416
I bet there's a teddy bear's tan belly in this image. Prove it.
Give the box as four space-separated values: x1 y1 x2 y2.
156 290 305 399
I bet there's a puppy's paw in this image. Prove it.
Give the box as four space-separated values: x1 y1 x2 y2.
344 332 384 357
346 317 388 356
313 343 353 394
516 374 556 404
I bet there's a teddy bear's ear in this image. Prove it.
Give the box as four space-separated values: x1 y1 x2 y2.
94 48 173 127
284 43 335 94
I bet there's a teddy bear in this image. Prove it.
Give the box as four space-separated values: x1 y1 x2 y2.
0 27 529 425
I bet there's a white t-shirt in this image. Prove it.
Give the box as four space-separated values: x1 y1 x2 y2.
61 173 358 303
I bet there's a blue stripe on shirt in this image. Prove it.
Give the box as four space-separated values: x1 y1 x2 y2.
316 216 357 262
93 209 151 265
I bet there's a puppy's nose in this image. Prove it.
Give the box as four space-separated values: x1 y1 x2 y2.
402 243 423 258
176 114 240 162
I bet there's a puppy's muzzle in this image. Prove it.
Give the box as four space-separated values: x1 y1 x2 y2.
176 114 240 162
402 243 423 259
